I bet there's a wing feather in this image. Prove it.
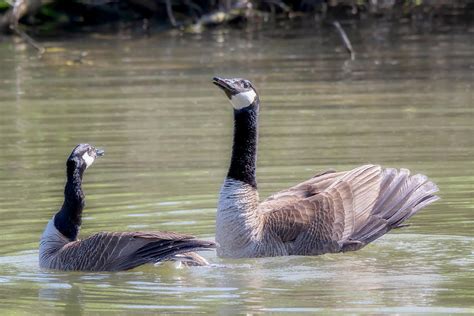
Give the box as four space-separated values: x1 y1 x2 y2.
53 231 215 271
258 165 383 253
254 164 437 256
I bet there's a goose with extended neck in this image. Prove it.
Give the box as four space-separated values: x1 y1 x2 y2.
39 144 215 271
213 76 439 258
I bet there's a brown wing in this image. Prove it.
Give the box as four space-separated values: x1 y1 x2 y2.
259 165 383 253
54 231 215 271
262 169 346 204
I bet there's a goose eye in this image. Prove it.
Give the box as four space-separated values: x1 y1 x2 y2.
242 81 249 89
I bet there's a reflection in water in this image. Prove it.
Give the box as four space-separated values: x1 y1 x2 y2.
19 233 472 313
0 21 473 313
0 234 472 313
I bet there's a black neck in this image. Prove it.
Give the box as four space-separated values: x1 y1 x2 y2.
54 161 85 241
227 101 259 188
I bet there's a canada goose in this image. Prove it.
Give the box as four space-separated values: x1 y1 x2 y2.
212 77 439 258
39 144 215 271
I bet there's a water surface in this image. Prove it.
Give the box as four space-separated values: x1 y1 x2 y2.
0 21 473 314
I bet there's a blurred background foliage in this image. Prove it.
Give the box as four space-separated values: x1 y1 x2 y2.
1 0 473 36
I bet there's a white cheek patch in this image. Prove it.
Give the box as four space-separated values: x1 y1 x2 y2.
82 152 95 168
229 90 257 110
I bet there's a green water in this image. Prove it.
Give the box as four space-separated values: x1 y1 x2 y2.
0 22 473 314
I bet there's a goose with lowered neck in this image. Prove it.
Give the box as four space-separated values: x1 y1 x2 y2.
39 144 215 271
212 76 439 258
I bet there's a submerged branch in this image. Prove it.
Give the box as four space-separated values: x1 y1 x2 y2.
264 0 291 13
165 0 177 27
1 0 45 54
333 20 355 60
11 24 45 54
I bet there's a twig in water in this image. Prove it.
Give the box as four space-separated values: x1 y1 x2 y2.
184 0 203 17
165 0 177 26
264 0 291 13
4 0 45 55
10 24 45 55
333 20 355 60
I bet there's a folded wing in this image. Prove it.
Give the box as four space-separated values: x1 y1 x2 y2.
53 231 216 271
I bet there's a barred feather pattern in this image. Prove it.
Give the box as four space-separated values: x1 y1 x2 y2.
216 178 261 258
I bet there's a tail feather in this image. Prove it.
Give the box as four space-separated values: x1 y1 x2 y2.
136 238 216 260
112 239 216 271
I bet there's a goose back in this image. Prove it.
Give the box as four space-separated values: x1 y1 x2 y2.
40 218 215 271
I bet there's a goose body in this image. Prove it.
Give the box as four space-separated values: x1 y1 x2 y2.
213 77 439 258
39 144 215 271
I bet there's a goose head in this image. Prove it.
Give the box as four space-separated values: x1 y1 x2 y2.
67 144 104 171
213 77 259 110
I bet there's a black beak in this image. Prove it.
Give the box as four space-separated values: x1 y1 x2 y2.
212 77 236 95
95 148 105 157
